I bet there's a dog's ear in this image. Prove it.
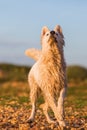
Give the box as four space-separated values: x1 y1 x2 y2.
41 26 49 37
54 25 64 38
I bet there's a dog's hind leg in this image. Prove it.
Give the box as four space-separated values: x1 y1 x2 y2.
44 91 66 127
40 101 55 123
43 92 58 118
27 77 38 123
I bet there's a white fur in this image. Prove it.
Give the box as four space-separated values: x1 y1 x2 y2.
26 25 67 127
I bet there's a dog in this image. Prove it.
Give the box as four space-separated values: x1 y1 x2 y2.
25 25 67 127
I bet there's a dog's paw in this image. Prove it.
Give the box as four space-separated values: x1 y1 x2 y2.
26 118 34 123
47 118 55 124
59 120 66 127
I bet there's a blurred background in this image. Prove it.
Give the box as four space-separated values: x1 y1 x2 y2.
0 0 87 67
0 1 87 129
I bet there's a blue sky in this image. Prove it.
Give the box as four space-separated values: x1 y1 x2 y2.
0 0 87 67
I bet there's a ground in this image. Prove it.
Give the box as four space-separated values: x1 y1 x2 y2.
0 81 87 130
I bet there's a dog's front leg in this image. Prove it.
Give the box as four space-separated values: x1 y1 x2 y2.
25 48 41 61
57 87 66 123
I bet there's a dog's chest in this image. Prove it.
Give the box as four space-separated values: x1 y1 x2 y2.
35 54 65 85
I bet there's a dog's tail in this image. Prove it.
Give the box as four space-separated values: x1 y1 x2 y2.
25 48 41 61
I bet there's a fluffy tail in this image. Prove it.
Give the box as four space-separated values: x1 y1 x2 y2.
25 48 41 61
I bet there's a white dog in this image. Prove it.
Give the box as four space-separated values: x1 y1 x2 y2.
25 25 67 127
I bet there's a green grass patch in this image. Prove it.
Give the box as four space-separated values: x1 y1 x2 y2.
0 63 31 82
37 95 44 106
0 85 29 107
66 86 87 108
18 96 29 104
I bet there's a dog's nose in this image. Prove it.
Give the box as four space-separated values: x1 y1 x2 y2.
50 31 55 35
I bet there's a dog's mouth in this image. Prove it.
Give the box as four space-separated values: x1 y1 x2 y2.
48 35 57 43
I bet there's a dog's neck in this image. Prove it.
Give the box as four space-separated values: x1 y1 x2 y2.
42 37 63 52
41 40 65 66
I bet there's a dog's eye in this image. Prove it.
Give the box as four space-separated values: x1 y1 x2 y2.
46 33 49 36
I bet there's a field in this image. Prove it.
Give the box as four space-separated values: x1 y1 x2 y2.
0 64 87 130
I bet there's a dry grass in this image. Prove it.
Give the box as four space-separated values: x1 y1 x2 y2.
0 81 87 129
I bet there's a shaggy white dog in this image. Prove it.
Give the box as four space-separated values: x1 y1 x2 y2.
25 25 67 127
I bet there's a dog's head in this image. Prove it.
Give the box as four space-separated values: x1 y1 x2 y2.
41 25 65 47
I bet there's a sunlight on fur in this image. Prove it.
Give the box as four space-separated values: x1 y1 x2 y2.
25 25 67 128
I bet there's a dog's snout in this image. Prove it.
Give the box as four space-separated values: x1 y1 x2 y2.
50 31 55 35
